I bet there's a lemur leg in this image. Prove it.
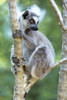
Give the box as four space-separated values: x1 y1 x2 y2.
28 45 50 79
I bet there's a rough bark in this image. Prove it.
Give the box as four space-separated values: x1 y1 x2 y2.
8 0 24 100
57 0 67 99
48 0 67 99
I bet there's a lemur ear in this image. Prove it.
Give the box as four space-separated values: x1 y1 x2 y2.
22 10 29 19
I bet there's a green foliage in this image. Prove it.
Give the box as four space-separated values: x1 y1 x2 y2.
0 69 14 100
0 0 62 100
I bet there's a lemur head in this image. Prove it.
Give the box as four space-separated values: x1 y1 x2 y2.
19 10 39 31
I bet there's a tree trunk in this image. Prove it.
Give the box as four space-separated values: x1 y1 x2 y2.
57 0 67 99
8 0 24 100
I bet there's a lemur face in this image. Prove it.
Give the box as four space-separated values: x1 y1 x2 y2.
22 10 39 31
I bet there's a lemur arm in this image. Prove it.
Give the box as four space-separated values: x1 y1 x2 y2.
12 30 37 50
22 33 37 49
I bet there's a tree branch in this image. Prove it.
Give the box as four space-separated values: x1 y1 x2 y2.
49 0 67 31
8 0 24 100
48 57 67 73
25 58 67 93
25 78 38 93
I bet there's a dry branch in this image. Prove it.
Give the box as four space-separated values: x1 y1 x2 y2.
49 0 67 31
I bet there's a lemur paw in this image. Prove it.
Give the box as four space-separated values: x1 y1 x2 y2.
12 29 22 38
12 56 20 66
12 56 27 67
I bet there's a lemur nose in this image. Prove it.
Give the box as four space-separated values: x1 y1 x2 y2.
34 25 38 30
30 25 38 31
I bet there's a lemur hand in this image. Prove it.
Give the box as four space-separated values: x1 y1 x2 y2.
12 30 22 38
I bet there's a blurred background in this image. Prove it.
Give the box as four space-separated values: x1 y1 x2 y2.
0 0 63 100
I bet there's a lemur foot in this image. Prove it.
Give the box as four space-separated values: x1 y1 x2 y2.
12 56 27 67
12 56 29 75
12 29 22 38
12 56 20 66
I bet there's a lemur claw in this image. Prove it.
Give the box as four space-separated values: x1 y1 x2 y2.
12 29 22 38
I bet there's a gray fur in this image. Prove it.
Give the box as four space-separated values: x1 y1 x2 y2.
11 10 55 79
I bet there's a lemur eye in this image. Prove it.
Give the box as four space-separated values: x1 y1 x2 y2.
30 20 34 24
29 19 35 24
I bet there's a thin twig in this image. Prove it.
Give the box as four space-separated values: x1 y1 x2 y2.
49 0 67 31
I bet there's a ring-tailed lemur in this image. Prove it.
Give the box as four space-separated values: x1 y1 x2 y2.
11 10 55 79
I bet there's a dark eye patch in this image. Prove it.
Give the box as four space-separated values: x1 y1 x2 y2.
29 18 35 24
